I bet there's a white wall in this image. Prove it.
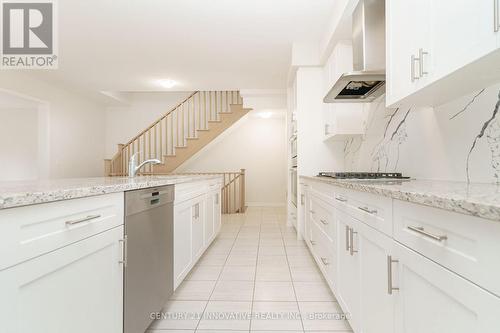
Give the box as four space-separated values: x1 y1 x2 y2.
104 92 192 158
177 111 287 206
0 72 106 179
0 107 39 181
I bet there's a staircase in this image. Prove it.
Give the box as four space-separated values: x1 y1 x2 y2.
104 91 251 176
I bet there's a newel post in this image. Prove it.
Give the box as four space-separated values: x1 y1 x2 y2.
240 169 246 213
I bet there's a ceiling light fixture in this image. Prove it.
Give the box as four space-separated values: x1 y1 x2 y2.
158 79 177 89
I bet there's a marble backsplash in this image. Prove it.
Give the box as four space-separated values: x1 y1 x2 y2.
341 83 500 184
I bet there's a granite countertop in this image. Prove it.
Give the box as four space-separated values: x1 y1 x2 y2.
0 175 223 210
300 176 500 221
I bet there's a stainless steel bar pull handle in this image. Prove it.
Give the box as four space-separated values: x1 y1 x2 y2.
407 226 447 241
301 194 305 205
320 257 329 266
65 214 101 226
411 55 419 82
419 48 429 77
320 219 329 225
387 255 399 295
335 196 347 202
345 225 350 252
349 228 358 256
358 206 377 215
119 235 128 267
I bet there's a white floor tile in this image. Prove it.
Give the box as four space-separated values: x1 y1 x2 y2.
287 254 316 268
226 254 258 266
256 264 291 281
257 255 288 267
170 281 216 301
220 265 256 281
197 254 228 266
185 265 223 281
293 281 336 302
197 301 252 330
211 280 254 301
290 266 324 282
258 246 286 256
251 301 302 331
285 246 312 256
254 281 296 301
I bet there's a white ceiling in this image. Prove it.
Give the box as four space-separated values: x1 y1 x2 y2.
29 0 335 97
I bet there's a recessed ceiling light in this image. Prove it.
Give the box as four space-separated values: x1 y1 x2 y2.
158 79 177 88
258 112 272 119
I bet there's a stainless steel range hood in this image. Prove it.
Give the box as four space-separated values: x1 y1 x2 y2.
324 0 385 103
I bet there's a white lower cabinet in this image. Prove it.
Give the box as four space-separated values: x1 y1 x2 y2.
393 242 500 333
0 225 124 333
173 180 222 289
174 199 194 287
336 212 361 333
205 190 221 242
357 219 394 333
302 178 500 333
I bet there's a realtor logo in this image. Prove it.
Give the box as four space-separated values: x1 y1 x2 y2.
1 0 58 69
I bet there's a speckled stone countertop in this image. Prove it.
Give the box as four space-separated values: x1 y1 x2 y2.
0 175 222 210
301 176 500 221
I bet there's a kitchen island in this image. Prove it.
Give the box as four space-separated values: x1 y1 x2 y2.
0 175 223 333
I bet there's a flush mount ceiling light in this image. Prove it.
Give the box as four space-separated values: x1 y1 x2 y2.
158 79 177 89
258 112 272 119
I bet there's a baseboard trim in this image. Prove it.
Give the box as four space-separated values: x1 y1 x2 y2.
246 202 286 207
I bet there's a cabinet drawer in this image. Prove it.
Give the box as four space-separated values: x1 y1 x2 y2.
310 221 335 285
175 181 209 203
332 186 392 237
0 193 124 271
309 192 336 241
394 241 500 333
394 200 500 297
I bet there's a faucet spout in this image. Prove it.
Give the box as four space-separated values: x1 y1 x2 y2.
128 152 162 177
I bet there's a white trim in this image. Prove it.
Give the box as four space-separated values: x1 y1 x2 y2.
246 202 286 207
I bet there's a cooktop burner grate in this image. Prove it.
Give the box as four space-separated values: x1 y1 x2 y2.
318 172 410 179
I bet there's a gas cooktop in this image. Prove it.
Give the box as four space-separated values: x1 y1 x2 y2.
318 172 410 180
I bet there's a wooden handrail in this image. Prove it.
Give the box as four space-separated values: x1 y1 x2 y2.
123 91 199 147
166 170 246 214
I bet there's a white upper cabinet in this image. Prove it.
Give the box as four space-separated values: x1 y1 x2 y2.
323 42 365 141
386 0 431 106
430 0 499 81
386 0 500 107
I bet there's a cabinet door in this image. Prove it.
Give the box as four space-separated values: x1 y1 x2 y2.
430 0 499 83
386 0 431 106
0 226 124 333
393 242 500 333
191 199 205 259
357 221 394 333
336 212 361 333
174 200 192 287
213 191 221 234
205 193 215 243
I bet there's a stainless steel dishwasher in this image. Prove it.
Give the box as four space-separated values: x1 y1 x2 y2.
124 185 174 333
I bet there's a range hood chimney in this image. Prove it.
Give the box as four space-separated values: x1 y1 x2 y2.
324 0 385 103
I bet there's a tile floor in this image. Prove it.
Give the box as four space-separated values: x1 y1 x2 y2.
147 207 352 333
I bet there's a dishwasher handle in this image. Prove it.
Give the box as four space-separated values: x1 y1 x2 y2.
125 185 175 216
